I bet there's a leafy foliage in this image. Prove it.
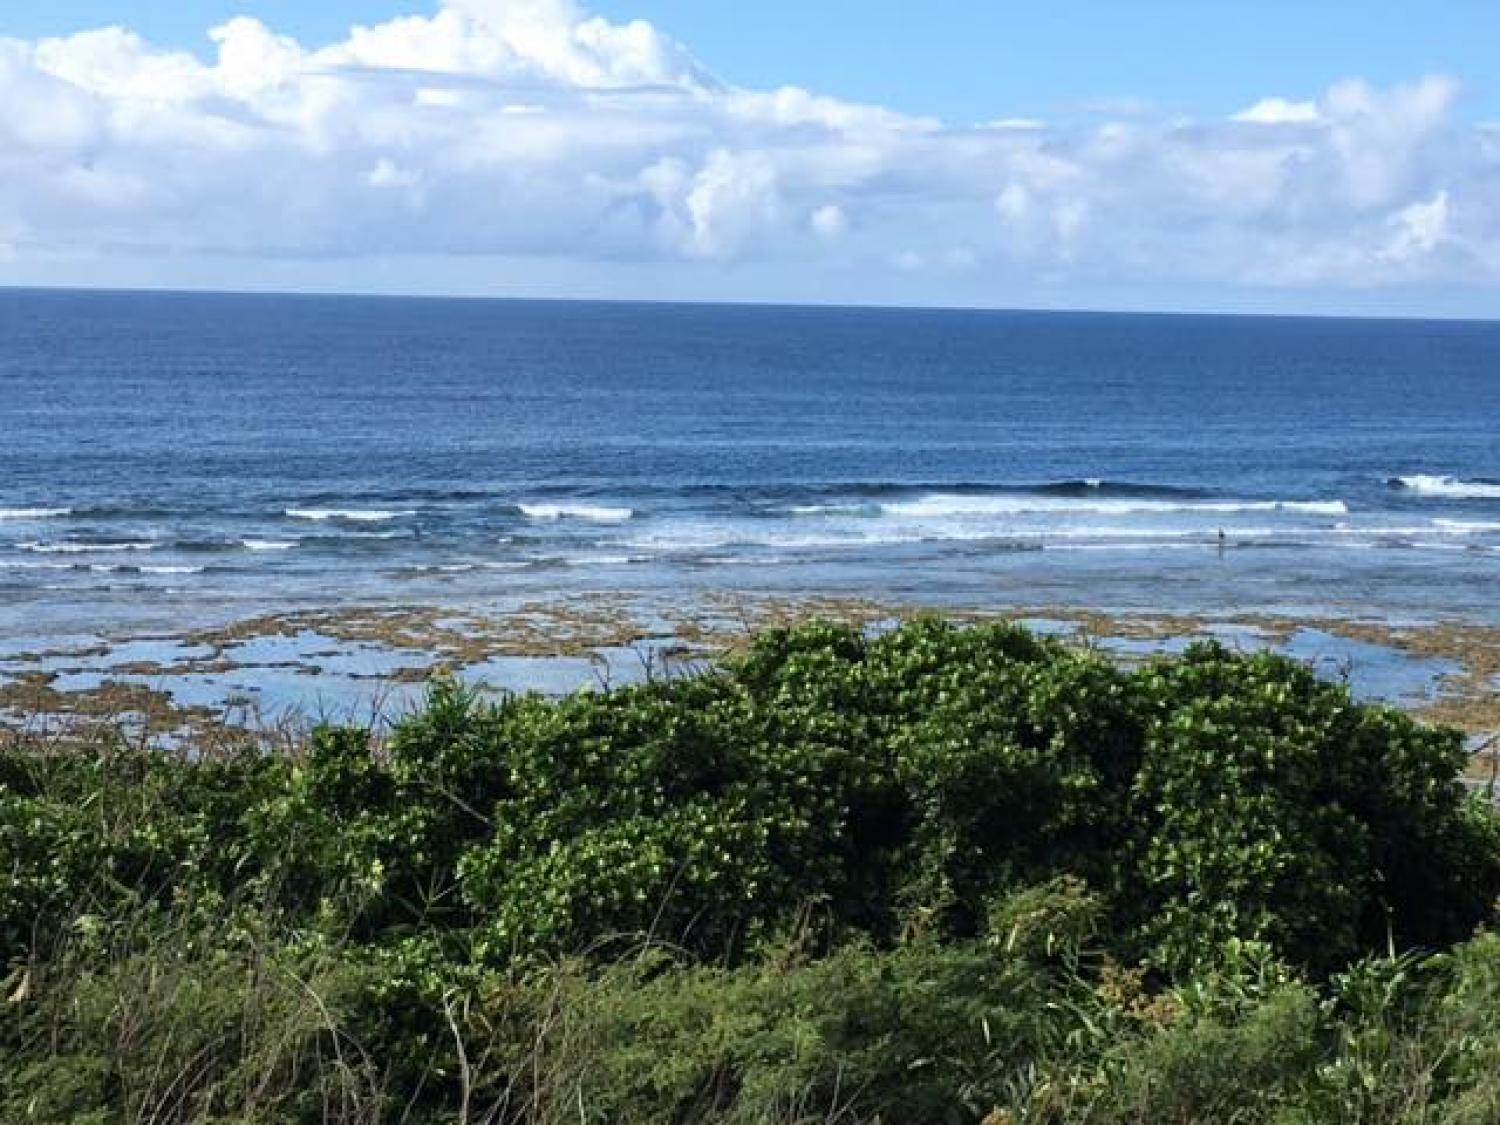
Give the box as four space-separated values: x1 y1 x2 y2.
1127 644 1497 974
2 618 1498 1122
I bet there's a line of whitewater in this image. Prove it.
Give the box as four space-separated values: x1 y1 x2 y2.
0 507 72 521
1390 475 1500 500
832 494 1350 518
516 503 635 523
285 508 417 523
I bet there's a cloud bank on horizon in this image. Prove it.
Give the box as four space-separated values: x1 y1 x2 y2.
1 0 1496 308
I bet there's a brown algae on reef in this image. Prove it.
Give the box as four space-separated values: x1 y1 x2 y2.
0 596 1495 769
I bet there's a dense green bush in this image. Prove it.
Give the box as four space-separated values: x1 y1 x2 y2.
2 618 1498 1122
1126 645 1498 974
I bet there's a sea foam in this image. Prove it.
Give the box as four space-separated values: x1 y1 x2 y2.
518 503 634 523
21 541 159 554
1390 475 1500 499
878 493 1347 518
0 507 71 520
285 508 416 522
85 564 206 575
786 503 882 517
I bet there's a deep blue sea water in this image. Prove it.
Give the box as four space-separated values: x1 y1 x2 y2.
2 289 1498 645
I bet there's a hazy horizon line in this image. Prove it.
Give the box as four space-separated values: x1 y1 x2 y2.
5 281 1497 327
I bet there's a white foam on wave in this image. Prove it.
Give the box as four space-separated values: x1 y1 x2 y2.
1043 542 1207 553
85 563 207 575
626 526 908 552
625 515 1373 556
1407 541 1474 552
692 554 791 567
242 539 297 551
287 528 413 541
565 554 646 567
1325 523 1469 537
402 561 534 575
0 507 71 520
1026 526 1264 540
1393 475 1500 499
1431 518 1500 533
21 541 158 554
285 508 415 522
629 521 1064 553
880 493 1348 517
785 503 880 517
518 503 634 524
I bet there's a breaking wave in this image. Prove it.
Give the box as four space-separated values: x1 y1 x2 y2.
1389 475 1500 500
1430 518 1500 533
0 507 72 520
20 541 159 554
877 493 1348 518
517 503 635 523
785 503 882 517
86 564 207 575
285 508 416 522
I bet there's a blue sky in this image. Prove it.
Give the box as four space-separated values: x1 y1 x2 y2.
2 0 1497 314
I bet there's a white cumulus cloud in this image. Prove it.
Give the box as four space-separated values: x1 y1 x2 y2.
1232 97 1321 125
0 0 1496 308
810 204 848 239
1384 189 1451 262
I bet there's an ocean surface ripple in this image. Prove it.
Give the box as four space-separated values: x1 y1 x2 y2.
2 292 1497 633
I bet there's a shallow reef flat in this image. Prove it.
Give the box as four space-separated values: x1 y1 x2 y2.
1 593 1496 776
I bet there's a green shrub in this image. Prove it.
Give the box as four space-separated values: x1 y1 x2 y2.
1126 643 1500 975
3 618 1499 1122
459 671 869 961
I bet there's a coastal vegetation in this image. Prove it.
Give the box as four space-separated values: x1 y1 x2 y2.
3 618 1499 1123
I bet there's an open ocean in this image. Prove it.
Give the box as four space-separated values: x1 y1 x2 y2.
2 289 1498 645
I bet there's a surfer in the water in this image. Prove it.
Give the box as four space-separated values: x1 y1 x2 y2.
1217 528 1227 555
